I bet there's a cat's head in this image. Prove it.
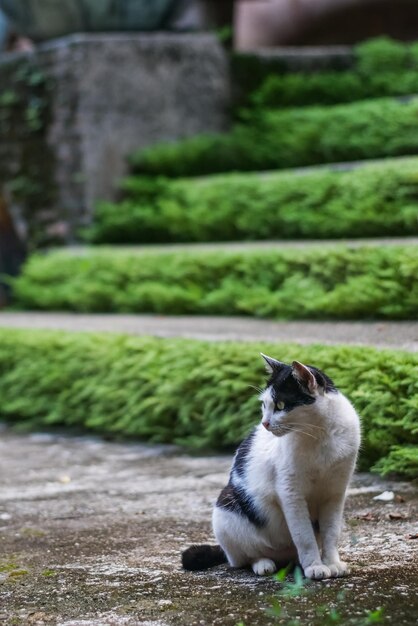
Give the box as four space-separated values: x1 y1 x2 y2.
259 354 337 436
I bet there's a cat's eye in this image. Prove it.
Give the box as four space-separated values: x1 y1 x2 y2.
274 401 285 411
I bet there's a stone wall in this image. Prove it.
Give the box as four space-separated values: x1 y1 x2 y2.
0 33 231 247
0 53 55 248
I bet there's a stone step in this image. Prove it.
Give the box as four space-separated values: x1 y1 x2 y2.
90 156 418 245
234 38 418 108
131 94 418 178
12 242 417 320
0 313 416 352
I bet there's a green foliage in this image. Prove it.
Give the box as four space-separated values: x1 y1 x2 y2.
356 37 411 74
216 25 233 46
273 566 305 598
0 59 49 137
251 71 370 109
0 90 20 107
0 58 56 248
6 175 42 201
12 246 418 320
0 329 416 478
87 158 418 244
363 608 385 625
264 569 386 625
372 446 418 479
131 96 418 177
251 38 418 108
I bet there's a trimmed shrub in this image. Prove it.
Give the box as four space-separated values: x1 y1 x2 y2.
87 158 418 244
0 329 416 477
11 245 418 320
130 96 418 178
250 38 418 108
372 446 418 480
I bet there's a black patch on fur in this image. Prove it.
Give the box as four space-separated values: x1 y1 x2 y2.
181 544 226 570
216 429 266 528
234 429 256 478
305 365 337 394
269 365 315 412
217 481 267 528
268 363 337 413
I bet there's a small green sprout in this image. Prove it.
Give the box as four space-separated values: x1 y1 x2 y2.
363 607 385 624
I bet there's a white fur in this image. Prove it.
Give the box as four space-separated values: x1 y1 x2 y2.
213 386 361 580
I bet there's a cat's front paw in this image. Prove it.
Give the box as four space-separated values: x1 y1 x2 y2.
252 558 276 576
323 560 350 578
304 563 332 580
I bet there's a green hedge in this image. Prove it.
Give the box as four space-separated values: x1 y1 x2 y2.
87 158 418 244
0 329 416 477
250 38 418 108
12 245 418 320
131 96 418 178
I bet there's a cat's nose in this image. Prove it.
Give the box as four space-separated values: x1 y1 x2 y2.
262 420 270 431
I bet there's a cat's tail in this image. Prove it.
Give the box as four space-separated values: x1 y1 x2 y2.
181 544 227 571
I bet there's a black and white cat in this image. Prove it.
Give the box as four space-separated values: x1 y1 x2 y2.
182 355 361 580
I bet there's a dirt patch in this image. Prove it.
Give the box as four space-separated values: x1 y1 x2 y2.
0 428 416 625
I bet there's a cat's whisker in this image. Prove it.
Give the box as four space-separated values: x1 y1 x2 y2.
302 423 327 432
248 384 264 394
285 426 319 441
272 424 317 439
292 430 319 441
286 422 326 433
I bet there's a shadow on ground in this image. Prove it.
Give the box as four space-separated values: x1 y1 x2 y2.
0 427 416 625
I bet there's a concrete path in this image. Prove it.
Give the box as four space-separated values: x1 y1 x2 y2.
0 428 416 625
1 312 417 351
61 237 418 255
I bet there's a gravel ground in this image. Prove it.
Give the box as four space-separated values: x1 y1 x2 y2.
0 428 416 626
0 314 417 352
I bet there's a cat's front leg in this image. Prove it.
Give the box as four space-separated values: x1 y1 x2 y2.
280 495 331 580
319 496 349 577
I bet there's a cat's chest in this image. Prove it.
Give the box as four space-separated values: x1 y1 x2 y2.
281 446 350 496
292 431 351 471
303 467 332 499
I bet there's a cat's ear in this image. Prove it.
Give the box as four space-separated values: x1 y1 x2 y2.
261 353 286 374
292 361 318 394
